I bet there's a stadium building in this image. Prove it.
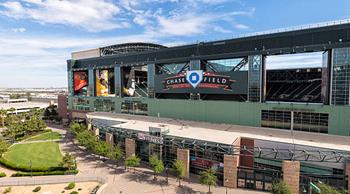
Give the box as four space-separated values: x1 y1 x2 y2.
66 22 350 193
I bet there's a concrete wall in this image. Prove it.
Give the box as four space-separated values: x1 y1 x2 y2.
71 48 100 60
68 96 350 136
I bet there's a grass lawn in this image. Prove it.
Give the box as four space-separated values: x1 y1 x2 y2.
24 131 61 142
1 142 63 171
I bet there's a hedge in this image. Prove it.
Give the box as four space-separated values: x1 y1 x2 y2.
0 158 68 172
0 172 6 177
11 170 78 177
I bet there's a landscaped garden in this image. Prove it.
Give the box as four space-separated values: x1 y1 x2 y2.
0 107 78 176
1 142 63 171
24 131 61 142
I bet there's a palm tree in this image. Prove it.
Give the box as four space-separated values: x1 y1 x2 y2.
125 155 141 174
149 154 164 180
172 159 185 186
199 168 217 194
60 153 76 170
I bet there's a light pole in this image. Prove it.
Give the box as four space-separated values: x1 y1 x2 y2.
165 166 169 184
225 178 228 194
29 160 32 178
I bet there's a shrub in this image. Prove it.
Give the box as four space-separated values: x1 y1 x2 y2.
0 172 6 177
69 191 78 194
272 181 291 194
11 170 78 177
318 183 341 194
0 157 68 172
33 186 41 192
66 182 75 190
2 187 11 194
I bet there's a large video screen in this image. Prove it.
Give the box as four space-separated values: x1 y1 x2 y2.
95 69 115 97
154 70 248 95
73 71 88 96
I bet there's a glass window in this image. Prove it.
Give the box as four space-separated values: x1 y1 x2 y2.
93 99 115 112
204 58 248 72
331 48 350 105
155 63 190 75
248 55 263 102
261 110 328 133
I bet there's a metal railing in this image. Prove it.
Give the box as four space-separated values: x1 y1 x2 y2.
0 175 106 187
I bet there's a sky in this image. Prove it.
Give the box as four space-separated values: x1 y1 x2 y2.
0 0 350 88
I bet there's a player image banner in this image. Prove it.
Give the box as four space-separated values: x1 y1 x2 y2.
73 71 88 95
96 69 109 96
154 70 248 95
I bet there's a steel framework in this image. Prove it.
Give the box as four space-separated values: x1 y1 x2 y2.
91 119 350 163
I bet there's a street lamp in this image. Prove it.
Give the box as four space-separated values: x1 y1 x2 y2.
225 178 228 194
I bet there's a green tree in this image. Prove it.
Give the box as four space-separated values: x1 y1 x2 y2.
69 122 86 135
108 145 124 167
318 183 342 194
94 140 109 157
60 153 76 170
0 138 9 157
0 109 7 127
199 168 217 194
125 155 141 174
272 181 292 194
172 159 186 186
149 154 164 180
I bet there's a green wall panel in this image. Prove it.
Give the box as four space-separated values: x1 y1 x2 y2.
147 99 350 136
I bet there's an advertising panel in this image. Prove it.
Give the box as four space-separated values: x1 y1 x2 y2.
73 71 88 95
154 70 248 94
96 69 109 96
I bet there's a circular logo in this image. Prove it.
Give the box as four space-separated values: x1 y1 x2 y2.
189 72 200 84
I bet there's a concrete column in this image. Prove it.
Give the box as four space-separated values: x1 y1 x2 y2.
125 138 136 158
224 154 239 188
92 127 99 137
176 148 190 178
87 123 92 131
282 161 300 194
105 132 114 146
346 163 350 192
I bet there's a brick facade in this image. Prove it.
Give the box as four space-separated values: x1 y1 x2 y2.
176 148 190 178
239 137 254 168
224 154 239 188
125 138 136 158
282 161 300 194
57 95 68 119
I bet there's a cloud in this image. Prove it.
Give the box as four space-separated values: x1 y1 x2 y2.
0 0 125 32
12 27 27 33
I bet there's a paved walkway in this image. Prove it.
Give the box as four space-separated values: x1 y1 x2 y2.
0 126 267 194
57 128 267 194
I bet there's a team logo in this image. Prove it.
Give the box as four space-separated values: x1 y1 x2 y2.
186 70 203 88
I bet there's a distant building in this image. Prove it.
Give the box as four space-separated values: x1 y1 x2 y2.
0 100 50 114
